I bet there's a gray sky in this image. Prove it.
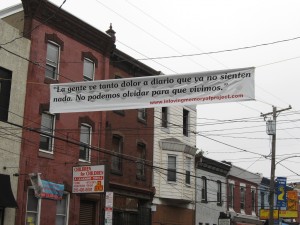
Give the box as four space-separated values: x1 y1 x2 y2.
1 0 300 183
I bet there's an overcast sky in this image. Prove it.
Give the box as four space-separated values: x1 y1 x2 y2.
1 0 300 183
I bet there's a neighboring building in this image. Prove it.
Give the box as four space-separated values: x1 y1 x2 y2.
152 105 198 225
224 162 263 225
104 37 160 224
1 0 114 224
195 155 231 225
0 17 31 225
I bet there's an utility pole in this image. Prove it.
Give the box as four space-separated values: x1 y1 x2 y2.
261 105 291 225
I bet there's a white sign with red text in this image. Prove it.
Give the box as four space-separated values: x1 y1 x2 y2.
50 67 255 113
72 165 105 193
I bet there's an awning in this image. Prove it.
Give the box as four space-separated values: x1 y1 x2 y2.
0 174 18 208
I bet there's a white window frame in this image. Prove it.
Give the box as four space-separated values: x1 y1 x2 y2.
83 58 95 81
167 155 176 182
185 157 191 185
79 123 92 162
39 112 55 153
45 41 60 80
138 108 147 122
25 188 41 225
56 193 70 225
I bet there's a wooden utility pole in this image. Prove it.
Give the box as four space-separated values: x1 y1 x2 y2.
261 105 291 225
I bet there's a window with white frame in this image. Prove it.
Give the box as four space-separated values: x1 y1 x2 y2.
185 157 191 184
240 186 245 211
161 107 168 128
45 42 60 79
26 188 41 225
217 180 222 205
228 182 234 208
56 193 69 225
183 109 189 136
79 124 92 161
111 135 123 173
136 142 146 179
138 108 147 122
83 58 94 81
167 155 176 182
201 176 208 202
39 112 55 153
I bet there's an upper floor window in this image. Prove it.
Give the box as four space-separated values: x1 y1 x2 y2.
217 181 222 206
261 191 265 209
83 58 95 81
45 42 60 80
183 109 189 136
228 183 234 208
79 124 92 162
251 188 256 212
136 142 146 179
185 157 191 184
167 155 176 182
111 135 123 173
138 108 147 122
201 176 208 202
39 112 55 153
161 107 168 128
0 67 12 121
240 186 245 211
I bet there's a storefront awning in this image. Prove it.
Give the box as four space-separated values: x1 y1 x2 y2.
0 174 18 208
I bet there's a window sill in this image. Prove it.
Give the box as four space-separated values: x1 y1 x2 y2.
161 127 170 133
113 110 125 116
44 77 58 84
136 175 146 181
78 160 91 165
111 169 123 176
38 150 54 159
217 202 222 206
201 200 208 204
137 118 147 124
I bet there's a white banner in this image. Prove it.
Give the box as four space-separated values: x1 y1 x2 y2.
50 67 255 113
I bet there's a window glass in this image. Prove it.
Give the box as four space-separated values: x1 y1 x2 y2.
83 58 94 81
183 109 189 136
46 42 59 79
39 112 55 152
56 194 68 225
167 155 176 181
111 135 123 172
0 67 12 121
138 108 147 121
161 107 168 128
185 157 191 184
26 189 39 225
79 124 91 161
137 143 146 178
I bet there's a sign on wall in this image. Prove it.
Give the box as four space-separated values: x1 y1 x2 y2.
49 67 255 113
276 177 287 208
72 165 105 193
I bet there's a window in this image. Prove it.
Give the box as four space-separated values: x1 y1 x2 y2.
251 188 256 212
228 183 234 208
161 107 168 128
261 191 265 209
185 157 191 184
39 112 55 153
201 176 207 202
79 124 91 161
138 108 147 122
167 155 176 182
83 58 94 81
111 135 123 173
136 143 146 179
56 194 69 225
217 181 222 205
45 42 60 79
183 109 189 136
26 188 40 225
0 67 12 121
240 186 245 210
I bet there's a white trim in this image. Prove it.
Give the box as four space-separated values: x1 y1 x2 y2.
0 4 23 19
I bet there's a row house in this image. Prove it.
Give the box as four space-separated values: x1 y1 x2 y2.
152 105 198 225
224 162 263 225
195 155 231 225
0 0 159 225
0 15 31 225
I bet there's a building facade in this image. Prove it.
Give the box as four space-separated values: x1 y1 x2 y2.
0 16 31 225
224 162 263 225
195 155 231 225
152 105 197 225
